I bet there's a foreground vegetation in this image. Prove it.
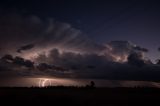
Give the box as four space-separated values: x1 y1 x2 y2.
0 86 160 106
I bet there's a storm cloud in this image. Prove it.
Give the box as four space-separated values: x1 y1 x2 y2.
0 51 160 81
0 12 105 58
158 47 160 52
0 12 149 62
104 41 148 62
0 11 160 82
31 48 160 81
17 44 35 53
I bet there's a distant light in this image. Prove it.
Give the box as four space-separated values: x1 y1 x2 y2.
39 78 52 87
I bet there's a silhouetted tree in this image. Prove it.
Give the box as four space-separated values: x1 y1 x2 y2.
86 81 96 88
90 81 95 88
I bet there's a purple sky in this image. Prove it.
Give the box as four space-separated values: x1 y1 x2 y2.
0 0 160 62
0 0 160 86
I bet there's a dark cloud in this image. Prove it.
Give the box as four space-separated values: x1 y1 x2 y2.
104 41 149 62
17 44 34 53
0 54 70 77
0 11 105 57
107 41 148 53
13 56 26 66
1 54 14 62
133 46 148 52
158 47 160 51
127 52 145 67
0 55 34 69
0 10 159 82
0 52 160 81
37 63 68 72
37 63 54 71
32 48 160 81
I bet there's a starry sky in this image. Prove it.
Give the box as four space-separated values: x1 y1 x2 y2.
1 0 160 87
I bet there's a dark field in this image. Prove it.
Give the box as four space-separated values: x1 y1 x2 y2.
0 87 160 106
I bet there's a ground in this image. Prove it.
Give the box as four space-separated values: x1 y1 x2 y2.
0 87 160 106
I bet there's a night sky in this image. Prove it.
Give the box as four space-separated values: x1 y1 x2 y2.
1 0 160 61
0 0 160 87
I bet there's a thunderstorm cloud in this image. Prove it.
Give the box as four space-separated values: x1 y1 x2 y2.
0 11 160 82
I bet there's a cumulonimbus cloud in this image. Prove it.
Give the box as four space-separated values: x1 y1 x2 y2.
17 44 35 53
0 12 149 62
1 11 159 81
0 12 105 58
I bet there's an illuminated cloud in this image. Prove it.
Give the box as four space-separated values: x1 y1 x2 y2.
0 12 105 58
0 11 149 64
103 41 148 62
0 11 159 82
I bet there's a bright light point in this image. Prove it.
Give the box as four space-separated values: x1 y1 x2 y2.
36 78 84 87
39 78 52 87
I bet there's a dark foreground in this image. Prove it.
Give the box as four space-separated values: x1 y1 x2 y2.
0 87 160 106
